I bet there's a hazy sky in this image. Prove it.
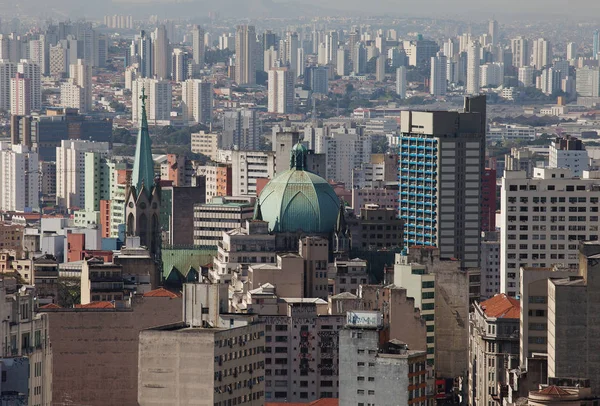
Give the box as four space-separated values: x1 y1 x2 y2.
8 0 600 20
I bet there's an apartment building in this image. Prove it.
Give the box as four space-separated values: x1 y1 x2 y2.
500 167 600 297
216 149 276 196
193 196 255 247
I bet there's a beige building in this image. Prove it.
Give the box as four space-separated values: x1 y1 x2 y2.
329 258 368 295
80 258 124 305
191 131 219 160
0 222 24 257
468 294 520 406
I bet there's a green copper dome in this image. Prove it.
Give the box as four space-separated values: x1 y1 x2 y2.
258 142 340 234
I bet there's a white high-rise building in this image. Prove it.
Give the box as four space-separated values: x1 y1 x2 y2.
575 66 600 97
489 20 499 46
325 30 339 65
216 149 275 196
518 66 535 87
466 41 481 95
480 62 504 88
268 67 294 114
317 43 328 65
0 143 39 212
297 48 305 78
0 60 16 111
430 53 447 96
17 59 41 111
10 72 30 116
191 25 205 66
69 59 92 112
29 38 47 76
396 66 407 99
566 42 577 61
532 38 552 70
131 78 172 124
171 48 190 82
55 140 110 210
235 25 256 85
549 136 588 177
511 37 529 68
181 79 213 124
336 47 348 76
263 46 278 71
376 53 386 82
500 167 600 297
153 25 170 80
539 67 560 95
222 109 260 150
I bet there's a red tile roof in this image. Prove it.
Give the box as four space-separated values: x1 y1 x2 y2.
39 303 62 309
74 301 116 309
537 386 570 397
143 288 181 298
480 294 520 319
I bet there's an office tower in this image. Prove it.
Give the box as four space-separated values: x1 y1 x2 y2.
430 52 447 96
153 25 170 80
576 66 600 97
518 66 534 87
469 294 519 406
75 22 96 67
376 53 386 82
489 20 499 46
69 59 92 112
171 48 190 82
511 36 529 68
56 139 110 209
304 66 329 94
296 47 305 77
399 96 486 269
262 30 277 52
339 312 428 406
181 79 213 124
138 30 153 78
567 42 577 61
29 38 48 75
267 67 294 114
336 46 348 76
532 38 552 69
95 34 108 68
352 42 367 74
594 30 599 59
396 66 407 98
222 109 260 150
17 59 41 111
0 143 39 212
480 62 504 87
0 60 16 110
10 72 30 115
191 25 205 66
500 167 600 297
49 43 68 76
466 41 481 95
235 25 256 85
325 30 339 66
131 78 172 124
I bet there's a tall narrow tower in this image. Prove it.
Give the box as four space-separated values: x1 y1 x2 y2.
125 88 161 258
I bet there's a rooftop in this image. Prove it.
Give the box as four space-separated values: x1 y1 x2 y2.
479 293 520 319
74 301 116 309
143 287 181 298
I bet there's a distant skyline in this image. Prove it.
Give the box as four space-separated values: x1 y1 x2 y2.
4 0 600 20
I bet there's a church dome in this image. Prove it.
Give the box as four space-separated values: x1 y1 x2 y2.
258 142 340 234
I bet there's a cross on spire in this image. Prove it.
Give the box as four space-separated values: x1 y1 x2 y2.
140 87 148 106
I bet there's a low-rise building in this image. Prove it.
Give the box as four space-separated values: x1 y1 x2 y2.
80 258 124 304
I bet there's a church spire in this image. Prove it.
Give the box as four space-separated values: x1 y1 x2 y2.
253 198 263 221
132 87 155 198
290 142 307 170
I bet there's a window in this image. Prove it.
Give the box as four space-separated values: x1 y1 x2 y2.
422 292 434 299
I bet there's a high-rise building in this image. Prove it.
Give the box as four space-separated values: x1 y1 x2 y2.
131 78 172 124
593 30 599 60
191 25 205 66
235 25 256 85
532 38 552 69
396 66 407 98
336 46 348 76
216 149 275 196
55 139 110 209
549 135 588 177
518 66 535 87
511 36 529 68
480 62 504 87
489 20 499 46
0 60 16 111
325 30 339 66
222 109 260 150
268 67 294 114
171 48 190 82
375 52 386 82
49 43 68 76
69 59 92 112
339 311 428 406
29 38 48 76
17 59 41 111
352 42 367 74
430 52 447 96
153 25 170 80
539 67 560 95
500 167 600 297
304 66 329 94
284 31 299 77
399 96 486 269
576 66 600 97
297 47 305 78
0 143 39 212
466 42 481 95
138 30 153 78
181 79 212 124
10 72 30 116
567 42 577 61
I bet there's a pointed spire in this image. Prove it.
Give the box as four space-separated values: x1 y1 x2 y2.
335 202 347 234
132 87 155 198
253 198 263 221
